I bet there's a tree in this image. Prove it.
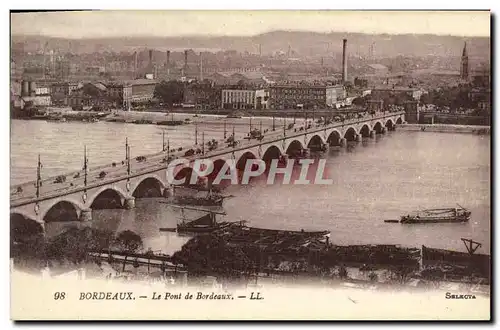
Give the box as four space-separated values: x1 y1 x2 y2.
391 265 413 284
45 226 115 266
154 80 185 107
338 265 348 279
368 272 378 283
171 234 255 280
114 230 143 272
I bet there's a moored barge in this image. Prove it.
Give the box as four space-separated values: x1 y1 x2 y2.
385 205 471 224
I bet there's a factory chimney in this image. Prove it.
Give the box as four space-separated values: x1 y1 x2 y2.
342 39 348 84
199 52 203 81
134 51 138 79
184 50 188 68
166 50 171 76
149 49 153 65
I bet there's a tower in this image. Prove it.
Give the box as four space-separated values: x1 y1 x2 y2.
460 42 469 81
342 39 348 84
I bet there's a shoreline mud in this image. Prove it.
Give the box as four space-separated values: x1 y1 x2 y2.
398 124 490 135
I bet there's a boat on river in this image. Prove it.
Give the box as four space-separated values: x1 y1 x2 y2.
173 185 231 207
385 205 471 224
159 206 241 234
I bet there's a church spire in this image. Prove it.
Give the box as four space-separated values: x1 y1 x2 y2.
460 41 469 81
462 42 468 57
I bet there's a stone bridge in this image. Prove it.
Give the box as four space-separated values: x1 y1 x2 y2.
10 111 404 231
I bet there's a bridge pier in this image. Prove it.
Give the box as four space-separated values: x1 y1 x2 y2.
124 197 136 209
80 209 92 222
339 138 347 147
355 134 362 142
163 186 174 199
369 130 376 138
381 127 387 134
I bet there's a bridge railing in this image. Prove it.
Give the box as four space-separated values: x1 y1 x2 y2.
10 111 404 199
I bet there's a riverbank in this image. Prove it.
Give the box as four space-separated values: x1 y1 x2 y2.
398 124 490 135
105 110 302 126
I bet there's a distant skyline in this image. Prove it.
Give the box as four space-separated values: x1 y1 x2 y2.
11 10 491 39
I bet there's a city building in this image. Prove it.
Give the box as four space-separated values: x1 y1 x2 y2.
364 64 389 75
469 88 491 111
221 88 268 110
222 89 257 110
128 79 157 104
67 82 110 109
105 82 132 109
51 82 80 106
371 86 423 102
103 79 157 109
268 84 345 110
255 89 269 110
183 82 221 110
13 80 52 107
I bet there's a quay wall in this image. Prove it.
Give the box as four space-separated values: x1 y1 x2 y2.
398 124 490 135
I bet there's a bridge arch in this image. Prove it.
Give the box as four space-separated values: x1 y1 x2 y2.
236 151 258 171
11 212 44 245
285 139 304 156
205 158 232 182
327 130 342 146
396 116 403 124
344 127 358 142
359 124 371 137
261 145 283 164
132 176 166 198
173 166 204 187
90 186 127 209
306 134 326 148
43 200 81 223
385 119 395 130
306 134 326 151
373 121 384 134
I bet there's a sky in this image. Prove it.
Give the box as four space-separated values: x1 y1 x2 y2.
11 10 491 38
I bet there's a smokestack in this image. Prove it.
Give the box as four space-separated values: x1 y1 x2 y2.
134 51 138 79
184 50 188 68
199 52 203 81
342 39 348 84
166 50 171 76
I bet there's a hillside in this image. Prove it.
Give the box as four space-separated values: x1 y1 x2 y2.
11 30 490 60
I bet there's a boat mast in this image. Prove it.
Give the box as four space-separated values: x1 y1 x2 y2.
83 145 88 188
126 138 131 176
36 154 42 199
195 122 198 145
202 131 205 155
162 131 166 151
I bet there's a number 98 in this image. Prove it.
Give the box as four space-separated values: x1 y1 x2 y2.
54 292 66 300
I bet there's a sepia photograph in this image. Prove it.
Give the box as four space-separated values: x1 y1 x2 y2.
8 9 491 321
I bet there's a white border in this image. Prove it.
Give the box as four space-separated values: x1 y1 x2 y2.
2 2 497 329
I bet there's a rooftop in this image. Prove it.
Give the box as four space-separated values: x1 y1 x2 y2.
367 63 389 70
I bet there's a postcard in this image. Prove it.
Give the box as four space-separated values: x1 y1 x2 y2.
10 10 491 320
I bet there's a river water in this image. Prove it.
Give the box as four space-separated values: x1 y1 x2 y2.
10 119 491 254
